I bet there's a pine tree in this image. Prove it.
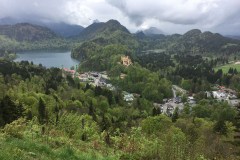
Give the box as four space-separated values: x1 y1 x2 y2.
213 120 227 135
81 118 87 141
38 97 47 125
228 67 233 74
94 86 102 96
234 68 238 74
53 95 59 125
153 107 162 116
85 83 91 91
26 110 33 120
0 100 4 126
172 107 179 122
233 105 240 154
0 95 24 126
152 107 157 116
89 100 97 121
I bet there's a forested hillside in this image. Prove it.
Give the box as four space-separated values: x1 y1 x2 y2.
0 23 57 41
71 20 240 74
137 29 240 56
71 20 139 72
0 23 70 51
0 59 239 159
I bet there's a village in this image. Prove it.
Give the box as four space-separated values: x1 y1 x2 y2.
62 55 240 117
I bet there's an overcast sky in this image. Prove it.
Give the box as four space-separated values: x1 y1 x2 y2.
1 0 240 35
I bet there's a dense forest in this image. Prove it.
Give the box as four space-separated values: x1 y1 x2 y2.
0 57 240 159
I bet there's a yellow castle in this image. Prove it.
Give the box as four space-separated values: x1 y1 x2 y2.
121 56 132 66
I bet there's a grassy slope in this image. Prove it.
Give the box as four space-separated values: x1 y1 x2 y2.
0 134 117 160
214 62 240 73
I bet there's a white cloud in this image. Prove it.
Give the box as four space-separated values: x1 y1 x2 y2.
107 0 240 34
0 0 240 34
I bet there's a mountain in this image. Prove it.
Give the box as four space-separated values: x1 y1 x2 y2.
136 28 240 55
0 17 19 25
0 23 71 51
135 31 146 39
0 17 84 37
76 19 131 41
143 27 164 35
43 22 84 37
72 19 139 54
164 29 240 55
0 23 58 41
75 22 105 40
225 35 240 40
71 20 139 71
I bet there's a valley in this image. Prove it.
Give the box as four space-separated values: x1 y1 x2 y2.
0 18 240 160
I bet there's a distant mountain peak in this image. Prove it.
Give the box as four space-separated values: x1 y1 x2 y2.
106 19 121 24
144 27 164 35
184 29 202 36
135 31 146 38
76 19 130 40
93 19 100 23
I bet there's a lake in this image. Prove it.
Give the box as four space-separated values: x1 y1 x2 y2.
14 50 80 68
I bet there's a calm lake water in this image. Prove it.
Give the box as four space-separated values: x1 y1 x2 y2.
15 51 79 68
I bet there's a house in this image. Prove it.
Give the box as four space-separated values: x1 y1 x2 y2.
205 91 212 98
228 94 237 99
90 72 99 78
121 56 132 66
174 97 182 104
228 99 240 106
123 91 134 102
166 104 174 116
188 97 196 104
63 68 77 78
212 91 227 99
120 73 127 79
163 98 168 103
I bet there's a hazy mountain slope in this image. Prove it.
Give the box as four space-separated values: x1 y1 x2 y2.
0 23 70 51
44 22 84 37
0 17 84 37
0 23 58 41
162 29 240 55
143 27 164 35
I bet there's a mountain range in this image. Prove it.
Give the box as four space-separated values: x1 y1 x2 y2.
0 18 240 56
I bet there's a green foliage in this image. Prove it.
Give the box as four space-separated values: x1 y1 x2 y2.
137 52 175 71
192 100 237 123
72 42 131 72
114 65 173 102
0 59 239 159
3 118 26 138
57 113 99 140
141 115 172 134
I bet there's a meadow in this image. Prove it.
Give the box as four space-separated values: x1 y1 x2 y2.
214 62 240 73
